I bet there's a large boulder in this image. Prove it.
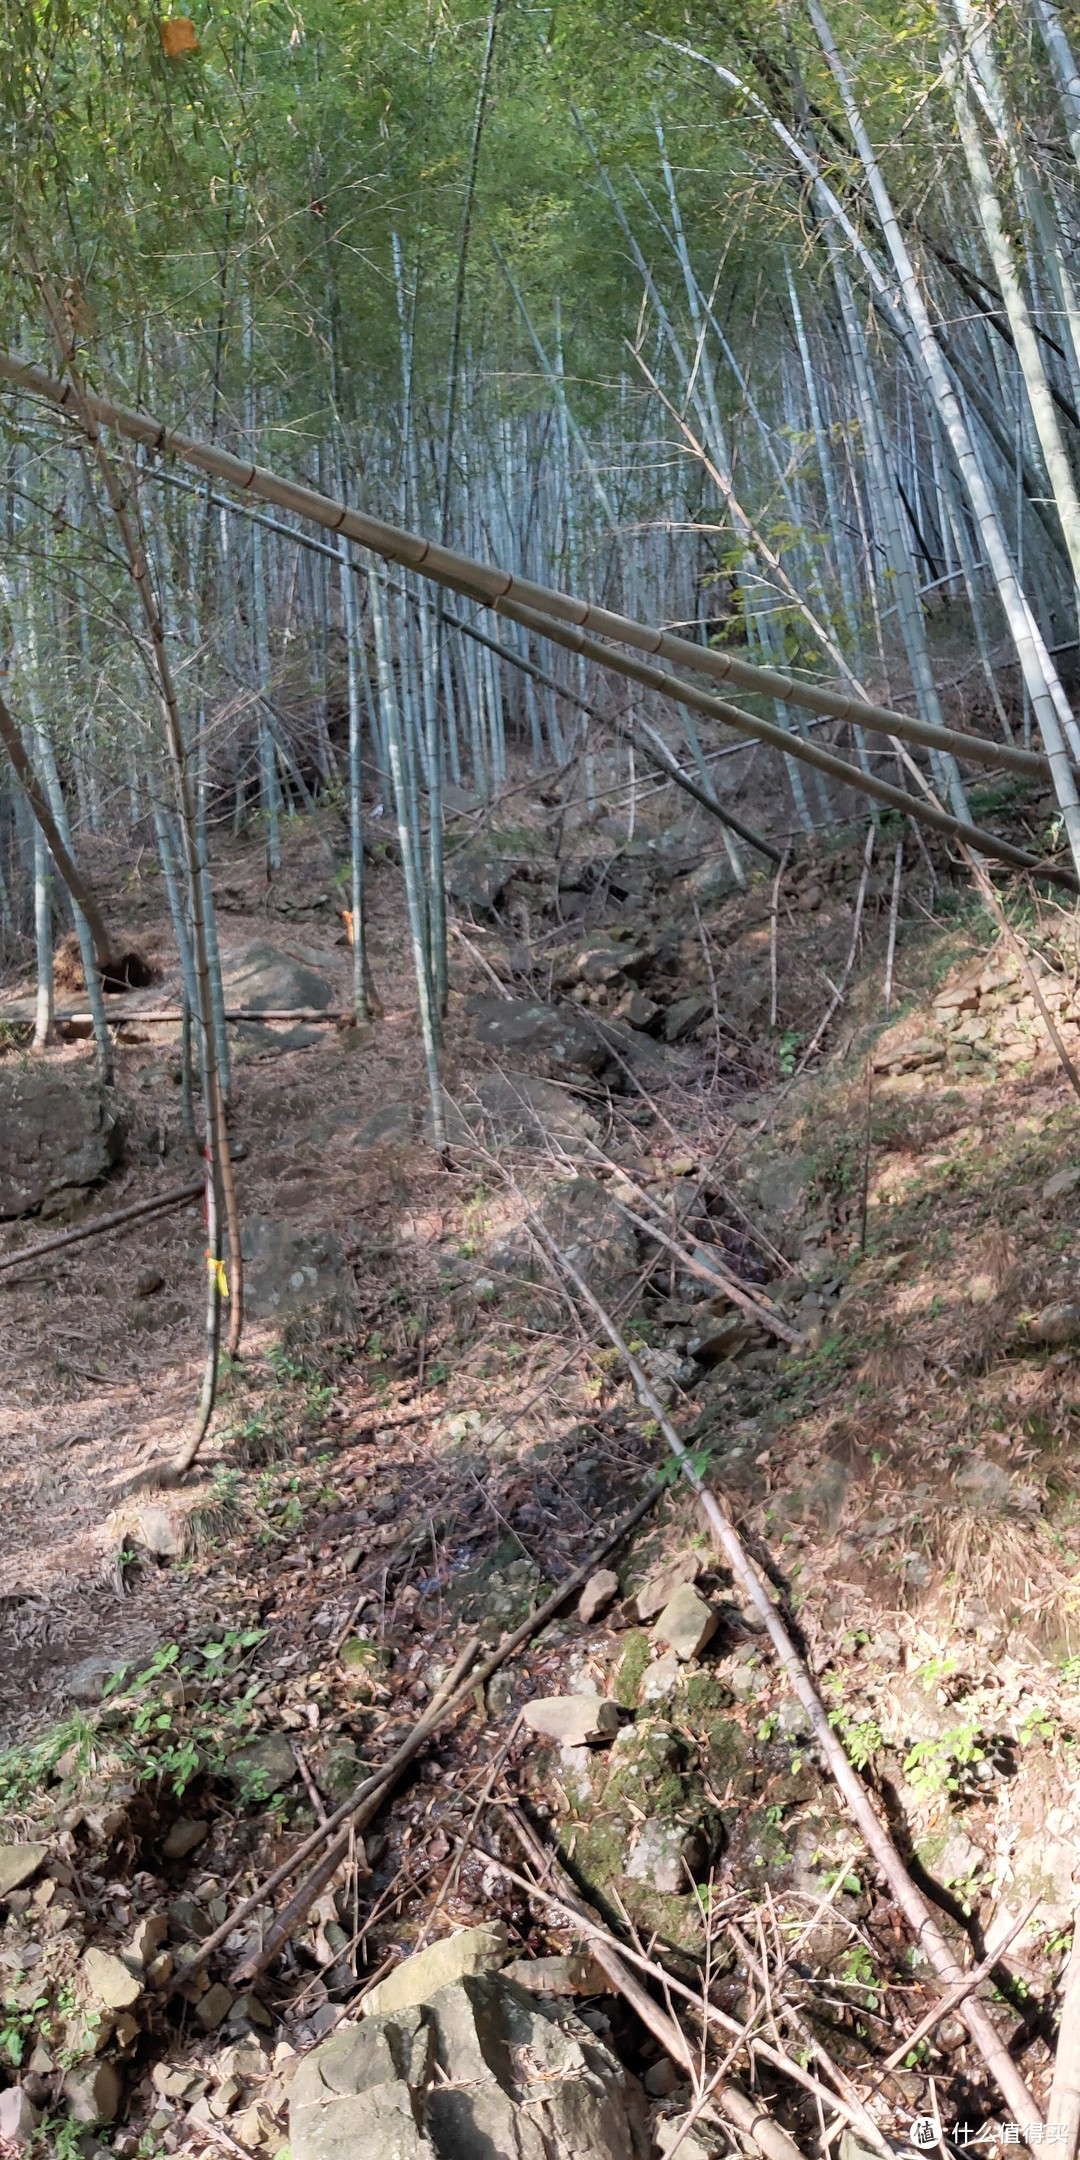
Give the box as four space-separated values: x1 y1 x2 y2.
289 1973 649 2160
0 1071 122 1218
469 995 609 1075
223 941 335 1013
241 1218 347 1319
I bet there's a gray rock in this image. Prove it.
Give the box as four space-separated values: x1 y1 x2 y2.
625 1818 711 1896
136 1504 184 1559
631 1552 702 1624
541 1177 638 1309
754 1153 812 1219
663 995 711 1043
577 1569 619 1626
65 1653 131 1704
82 1947 141 2010
502 1953 607 1997
640 1650 682 1703
196 1983 235 2031
291 1974 648 2160
223 940 335 1013
0 2085 37 2148
1027 1301 1080 1346
444 849 524 916
226 1732 298 1800
0 1070 122 1218
522 1696 621 1746
362 1924 509 2018
475 1072 599 1149
241 1218 347 1319
62 2061 122 2126
652 1584 718 1662
469 994 609 1075
1043 1167 1080 1202
688 1312 761 1364
0 1843 48 1898
162 1817 208 1861
353 1102 417 1149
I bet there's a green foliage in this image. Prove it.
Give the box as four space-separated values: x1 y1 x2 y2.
903 1720 987 1802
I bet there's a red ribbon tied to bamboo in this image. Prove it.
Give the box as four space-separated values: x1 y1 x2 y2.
160 16 198 55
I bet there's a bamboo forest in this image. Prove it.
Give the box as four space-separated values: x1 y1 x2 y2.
10 1 1080 2154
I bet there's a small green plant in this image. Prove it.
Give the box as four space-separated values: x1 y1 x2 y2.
904 1720 987 1801
1 1992 47 2067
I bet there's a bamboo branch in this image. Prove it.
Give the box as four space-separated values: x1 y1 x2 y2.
0 351 1063 780
1050 1920 1080 2160
0 684 114 971
516 1202 1043 2126
499 1807 805 2160
0 1181 203 1278
179 1479 663 1981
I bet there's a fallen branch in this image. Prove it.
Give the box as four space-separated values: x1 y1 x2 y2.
182 1478 664 1981
520 1205 1043 2127
499 1807 805 2160
1049 1915 1080 2160
0 1180 203 1277
491 1809 889 2157
877 1896 1039 2078
16 1005 351 1025
583 1154 802 1348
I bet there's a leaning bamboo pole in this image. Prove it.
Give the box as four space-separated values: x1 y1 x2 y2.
0 351 1058 782
1 351 1074 889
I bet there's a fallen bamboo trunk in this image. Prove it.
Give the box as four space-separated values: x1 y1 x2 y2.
2 348 1074 894
0 1180 204 1277
1 1006 351 1026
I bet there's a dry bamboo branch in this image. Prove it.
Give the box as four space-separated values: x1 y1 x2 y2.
1050 1920 1080 2160
0 685 114 971
0 352 1066 785
0 1181 203 1277
877 1898 1039 2078
181 1479 664 1980
591 1171 803 1347
484 1836 879 2135
500 1808 805 2160
519 1207 1042 2126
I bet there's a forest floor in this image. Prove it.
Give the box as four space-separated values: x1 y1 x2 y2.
2 772 1080 2159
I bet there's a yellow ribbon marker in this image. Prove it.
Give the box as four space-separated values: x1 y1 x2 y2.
206 1250 230 1298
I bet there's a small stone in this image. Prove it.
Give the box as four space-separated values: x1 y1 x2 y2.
0 1844 48 1898
196 1983 235 2031
0 2085 38 2148
63 2061 122 2125
626 1817 710 1895
664 994 711 1042
632 1552 702 1624
688 1312 760 1364
640 1650 682 1703
82 1947 142 2010
577 1569 619 1627
503 1952 607 1996
209 2076 242 2118
67 1652 130 1704
233 2100 280 2150
146 1950 174 1988
521 1695 621 1746
644 2056 683 2096
162 1817 208 1862
136 1504 183 1558
652 1583 718 1662
153 2063 199 2099
1043 1167 1080 1202
226 1731 298 1800
656 2117 712 2160
230 1990 274 2031
124 1913 169 1968
1027 1301 1080 1346
361 1923 508 2018
135 1268 165 1298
